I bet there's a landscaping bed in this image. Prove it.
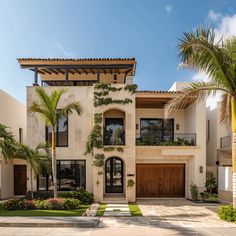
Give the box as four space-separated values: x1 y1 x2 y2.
0 189 93 217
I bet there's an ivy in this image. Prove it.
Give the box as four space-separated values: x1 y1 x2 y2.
124 84 137 94
94 83 122 92
93 154 105 167
85 113 103 155
116 147 124 152
103 146 124 152
94 97 132 107
103 147 115 152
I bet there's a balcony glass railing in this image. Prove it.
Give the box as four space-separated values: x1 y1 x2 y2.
136 132 196 146
220 135 232 149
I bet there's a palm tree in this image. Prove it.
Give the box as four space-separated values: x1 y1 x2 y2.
165 26 236 207
29 87 82 197
0 123 19 160
16 143 51 199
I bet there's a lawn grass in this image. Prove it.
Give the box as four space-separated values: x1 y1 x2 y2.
128 203 143 216
96 203 106 216
0 205 89 216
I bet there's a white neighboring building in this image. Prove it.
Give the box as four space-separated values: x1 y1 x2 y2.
0 89 26 199
206 102 232 202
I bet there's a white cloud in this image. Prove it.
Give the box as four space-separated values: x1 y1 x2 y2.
55 43 74 58
165 5 173 15
207 9 222 22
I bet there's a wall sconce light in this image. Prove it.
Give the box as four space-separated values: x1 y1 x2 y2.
199 166 203 173
136 124 139 130
176 124 180 130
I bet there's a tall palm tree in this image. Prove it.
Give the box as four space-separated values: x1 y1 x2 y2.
165 26 236 207
16 143 51 198
29 87 82 197
0 123 19 160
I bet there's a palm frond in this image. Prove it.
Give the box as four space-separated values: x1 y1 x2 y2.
50 88 67 110
165 82 230 116
178 26 234 92
219 93 232 126
59 101 83 116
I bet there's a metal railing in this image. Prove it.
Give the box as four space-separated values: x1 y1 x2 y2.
136 132 196 146
220 135 232 149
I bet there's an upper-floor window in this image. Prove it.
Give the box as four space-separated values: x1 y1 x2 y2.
140 118 174 145
19 128 23 143
104 118 125 145
45 115 68 147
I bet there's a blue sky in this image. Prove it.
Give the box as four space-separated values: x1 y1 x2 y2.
0 0 236 103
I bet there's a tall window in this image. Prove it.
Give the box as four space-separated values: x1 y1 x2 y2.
140 118 174 144
104 118 125 145
45 115 68 147
37 160 86 191
19 128 23 143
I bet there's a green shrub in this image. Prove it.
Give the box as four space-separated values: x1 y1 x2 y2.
218 205 236 222
3 199 27 210
62 198 80 210
190 184 199 201
26 191 53 200
43 198 63 210
58 188 94 204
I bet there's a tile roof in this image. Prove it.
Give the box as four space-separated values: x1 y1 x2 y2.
136 90 182 94
17 57 135 61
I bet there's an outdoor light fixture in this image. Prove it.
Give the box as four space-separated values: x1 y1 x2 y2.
176 124 180 130
199 166 203 173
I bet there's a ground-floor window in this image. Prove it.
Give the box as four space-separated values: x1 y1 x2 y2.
37 160 86 191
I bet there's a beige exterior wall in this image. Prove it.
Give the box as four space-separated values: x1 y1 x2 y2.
26 82 206 202
0 89 26 199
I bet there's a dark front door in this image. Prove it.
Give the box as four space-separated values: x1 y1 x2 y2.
136 164 185 197
14 165 27 195
106 157 123 193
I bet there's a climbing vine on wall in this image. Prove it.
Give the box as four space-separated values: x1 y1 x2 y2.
85 113 103 155
93 83 136 107
85 83 137 167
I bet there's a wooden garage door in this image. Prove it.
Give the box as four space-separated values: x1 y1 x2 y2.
136 164 185 197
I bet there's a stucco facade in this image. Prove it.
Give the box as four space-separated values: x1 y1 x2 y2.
0 89 26 199
17 58 207 202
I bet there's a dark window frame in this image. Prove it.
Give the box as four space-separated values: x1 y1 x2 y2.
37 160 86 191
45 115 69 147
140 118 174 142
103 118 125 146
19 128 23 143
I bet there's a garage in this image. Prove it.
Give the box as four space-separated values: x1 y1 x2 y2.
136 164 185 197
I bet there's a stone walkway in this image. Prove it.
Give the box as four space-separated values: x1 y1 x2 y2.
103 204 131 217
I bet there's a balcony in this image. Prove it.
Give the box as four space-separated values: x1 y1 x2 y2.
136 132 196 146
220 135 232 149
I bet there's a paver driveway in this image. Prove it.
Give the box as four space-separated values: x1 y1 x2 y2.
137 198 233 228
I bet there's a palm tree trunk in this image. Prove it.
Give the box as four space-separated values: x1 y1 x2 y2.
231 96 236 208
51 128 57 198
30 165 34 199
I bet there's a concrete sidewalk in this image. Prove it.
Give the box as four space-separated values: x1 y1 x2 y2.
0 216 99 228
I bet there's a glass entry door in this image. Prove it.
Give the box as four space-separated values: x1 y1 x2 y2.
105 157 123 193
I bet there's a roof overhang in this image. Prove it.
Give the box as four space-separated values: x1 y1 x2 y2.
17 58 136 76
135 91 191 109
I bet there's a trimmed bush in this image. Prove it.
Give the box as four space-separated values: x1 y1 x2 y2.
26 189 93 204
58 188 94 204
3 199 27 210
26 191 53 200
62 198 80 210
3 198 81 211
218 205 236 222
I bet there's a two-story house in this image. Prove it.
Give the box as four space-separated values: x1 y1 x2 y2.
18 57 206 202
0 89 26 199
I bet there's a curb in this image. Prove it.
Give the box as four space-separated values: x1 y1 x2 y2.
0 218 100 228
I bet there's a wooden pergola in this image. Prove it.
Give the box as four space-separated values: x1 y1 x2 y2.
18 58 136 86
